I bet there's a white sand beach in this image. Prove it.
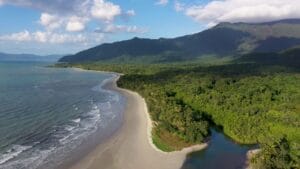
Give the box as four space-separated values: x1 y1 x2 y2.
67 75 207 169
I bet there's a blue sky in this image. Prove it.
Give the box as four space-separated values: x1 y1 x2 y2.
0 0 299 55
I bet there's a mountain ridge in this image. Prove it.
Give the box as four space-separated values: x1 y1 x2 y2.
60 19 300 63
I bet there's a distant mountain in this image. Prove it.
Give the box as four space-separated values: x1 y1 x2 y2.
60 19 300 63
216 19 300 53
236 46 300 67
0 53 62 62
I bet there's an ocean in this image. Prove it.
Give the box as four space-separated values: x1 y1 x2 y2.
0 62 125 169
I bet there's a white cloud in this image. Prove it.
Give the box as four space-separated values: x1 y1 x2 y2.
96 24 147 34
174 1 184 12
39 32 87 44
126 10 136 17
0 30 32 41
0 32 106 55
37 0 123 31
2 0 136 33
185 0 300 25
0 31 102 44
91 0 121 22
40 13 62 30
0 0 88 15
33 31 48 43
2 0 124 23
39 14 88 32
156 0 168 6
121 10 136 22
66 21 85 32
0 0 142 54
66 16 88 32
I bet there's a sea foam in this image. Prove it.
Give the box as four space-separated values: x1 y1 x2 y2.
0 145 32 165
0 73 125 169
71 118 81 123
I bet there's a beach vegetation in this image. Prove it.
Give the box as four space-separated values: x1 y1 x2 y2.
55 55 300 168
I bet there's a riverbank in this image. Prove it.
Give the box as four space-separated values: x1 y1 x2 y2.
246 149 261 169
67 74 208 169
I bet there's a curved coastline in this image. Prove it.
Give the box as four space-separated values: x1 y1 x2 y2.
67 69 208 169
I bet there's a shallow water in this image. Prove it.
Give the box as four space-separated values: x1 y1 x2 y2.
0 62 125 169
181 129 254 169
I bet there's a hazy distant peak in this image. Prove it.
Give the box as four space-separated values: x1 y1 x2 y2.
0 53 62 62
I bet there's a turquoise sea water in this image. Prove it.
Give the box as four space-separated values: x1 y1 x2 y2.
0 62 125 169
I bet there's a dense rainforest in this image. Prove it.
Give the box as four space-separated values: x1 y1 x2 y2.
56 58 300 168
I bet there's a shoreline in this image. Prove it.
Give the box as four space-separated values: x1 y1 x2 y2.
72 67 209 153
246 149 261 169
66 71 208 169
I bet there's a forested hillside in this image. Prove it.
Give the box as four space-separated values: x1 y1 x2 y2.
60 19 300 63
236 47 300 67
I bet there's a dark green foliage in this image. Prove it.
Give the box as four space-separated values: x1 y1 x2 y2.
60 19 300 64
115 63 300 169
252 136 299 169
237 47 300 67
56 59 300 151
60 37 181 63
56 51 300 168
255 37 300 52
60 27 250 63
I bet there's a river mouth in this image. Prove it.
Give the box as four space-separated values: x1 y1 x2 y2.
181 129 256 169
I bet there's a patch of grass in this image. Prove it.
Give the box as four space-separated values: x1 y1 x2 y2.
152 129 174 152
152 127 198 152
